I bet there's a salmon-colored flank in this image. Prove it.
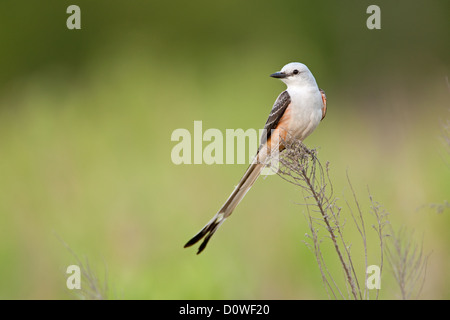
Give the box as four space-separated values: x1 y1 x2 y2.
320 89 327 121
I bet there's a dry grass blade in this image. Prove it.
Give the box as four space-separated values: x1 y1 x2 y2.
55 233 109 300
386 227 429 300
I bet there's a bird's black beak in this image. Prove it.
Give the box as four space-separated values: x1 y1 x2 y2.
270 71 287 79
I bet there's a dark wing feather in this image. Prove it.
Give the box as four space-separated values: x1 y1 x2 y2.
259 90 291 150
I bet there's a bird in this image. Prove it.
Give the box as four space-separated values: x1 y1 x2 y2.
184 62 327 254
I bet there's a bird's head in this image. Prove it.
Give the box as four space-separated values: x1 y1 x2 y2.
270 62 316 87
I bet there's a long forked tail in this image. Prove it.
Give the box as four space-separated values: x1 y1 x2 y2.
184 161 265 254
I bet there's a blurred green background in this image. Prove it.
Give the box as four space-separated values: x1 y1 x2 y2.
0 0 449 299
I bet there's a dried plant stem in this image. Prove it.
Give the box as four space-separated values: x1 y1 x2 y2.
275 138 391 300
386 227 429 299
301 164 358 300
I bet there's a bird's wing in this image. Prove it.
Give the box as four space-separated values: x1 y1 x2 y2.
319 88 327 121
259 90 291 150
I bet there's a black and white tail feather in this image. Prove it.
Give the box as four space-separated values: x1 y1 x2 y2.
184 159 266 254
184 90 290 254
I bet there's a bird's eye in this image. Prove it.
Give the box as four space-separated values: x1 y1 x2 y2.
293 69 299 75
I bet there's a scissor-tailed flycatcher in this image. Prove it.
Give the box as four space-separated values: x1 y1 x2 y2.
184 62 327 254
